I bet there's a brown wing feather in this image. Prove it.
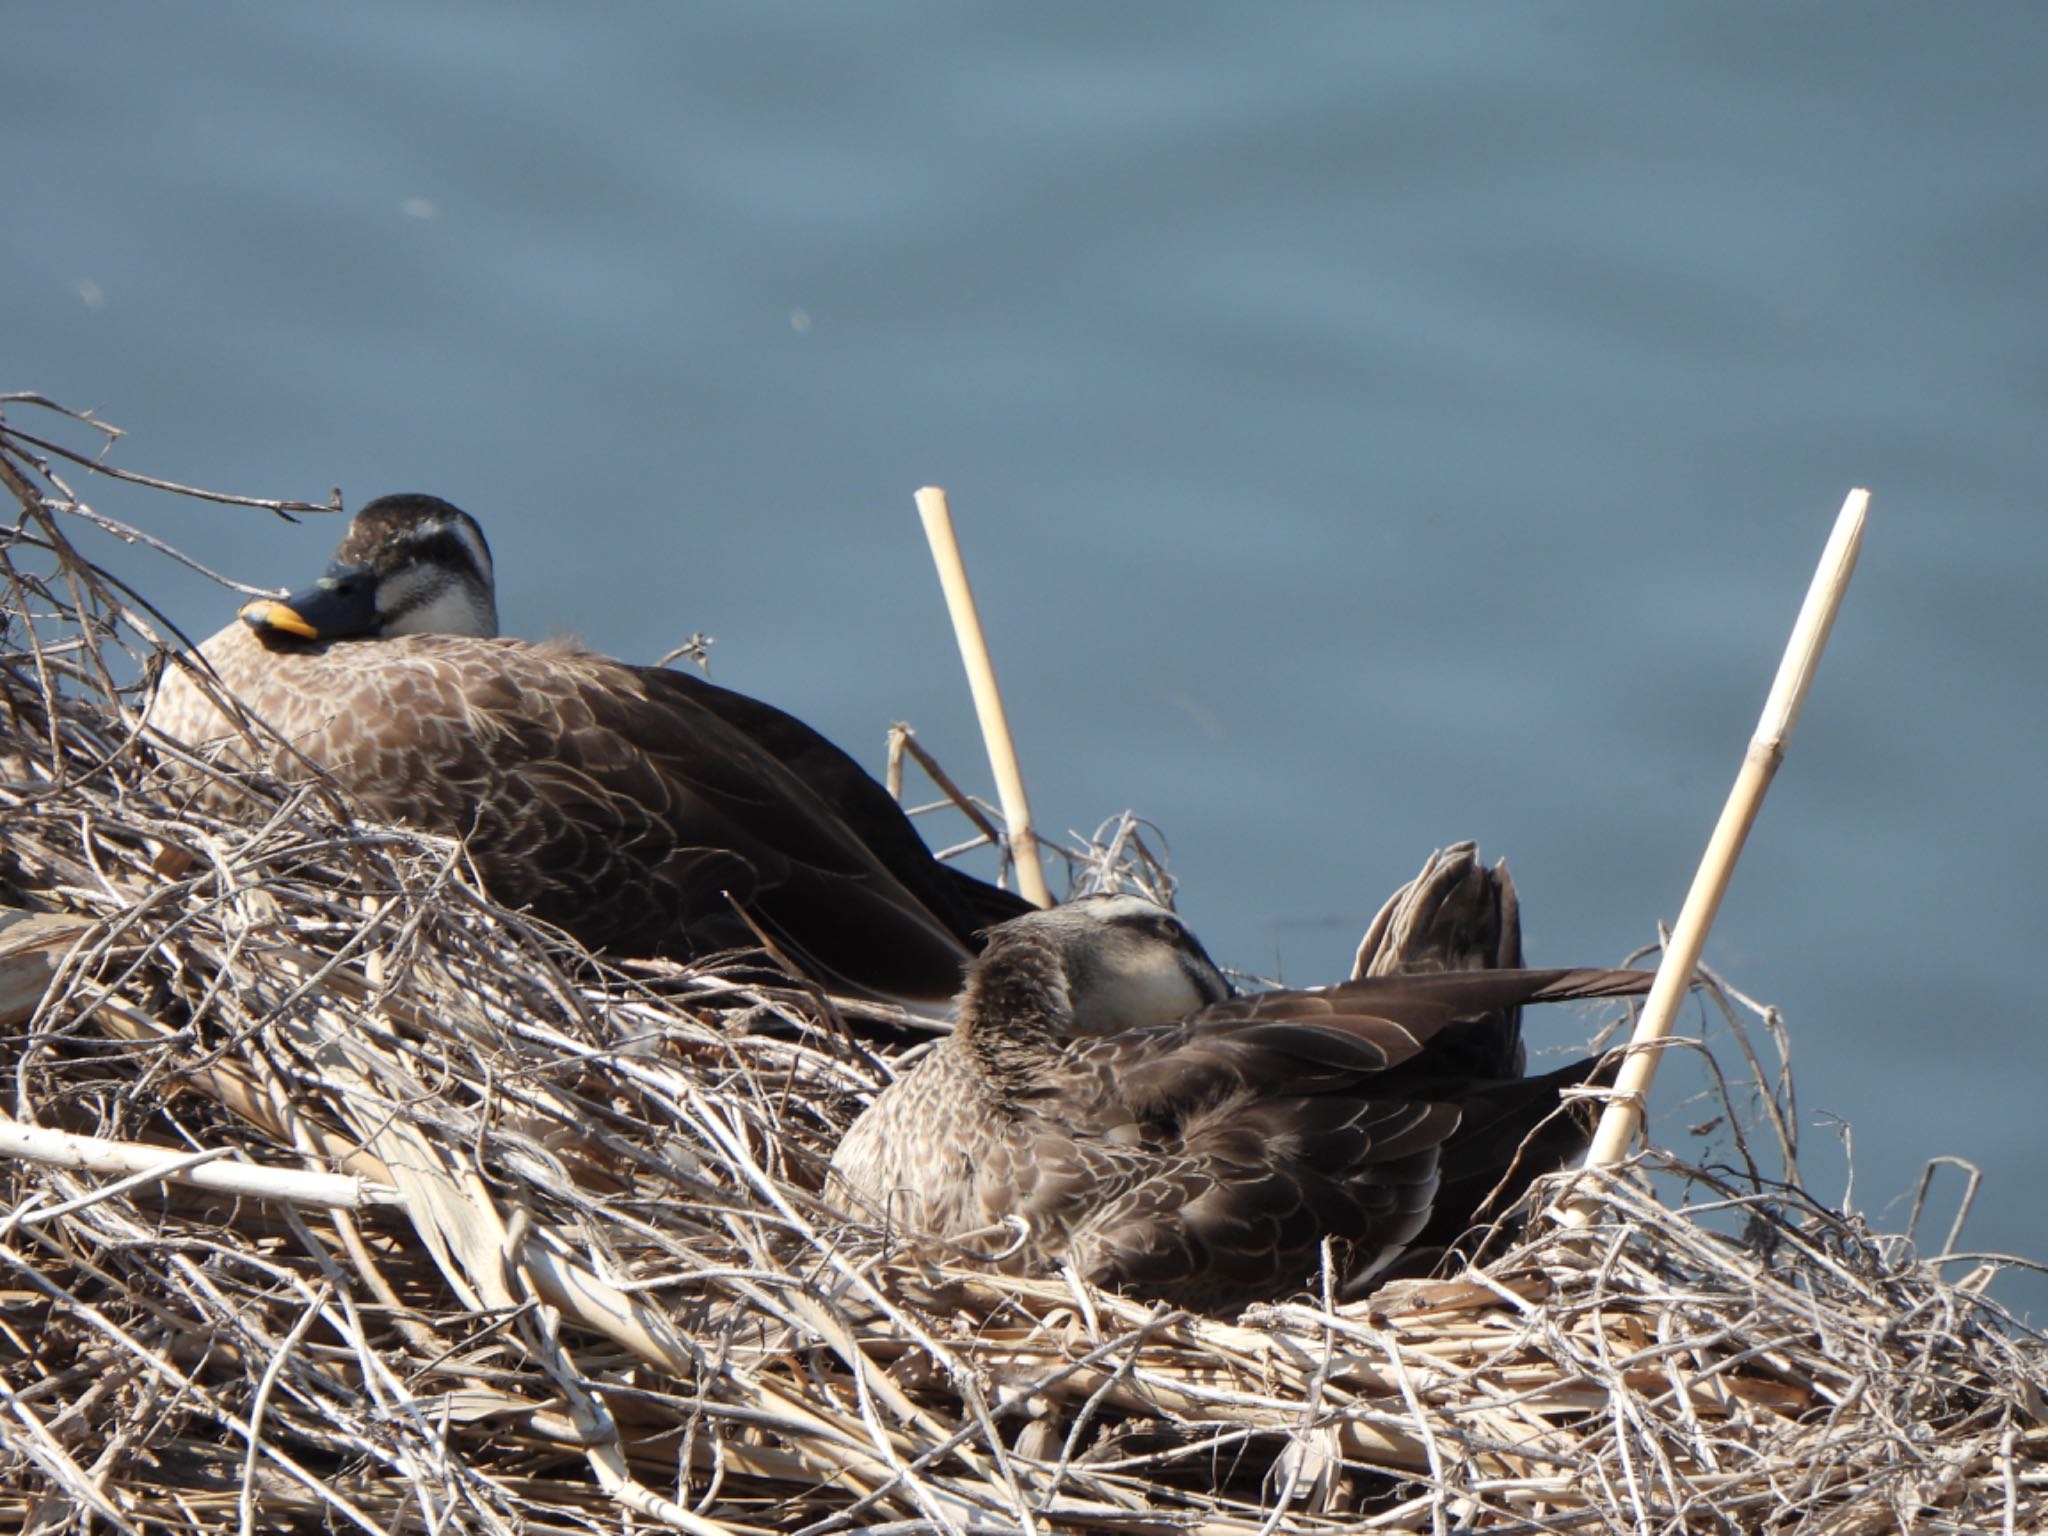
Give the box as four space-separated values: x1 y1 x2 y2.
1354 841 1523 979
647 668 1037 936
1371 1050 1619 1285
1353 840 1525 1072
996 965 1654 1310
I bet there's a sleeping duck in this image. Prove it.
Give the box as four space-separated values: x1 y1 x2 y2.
147 493 1034 1002
829 852 1652 1312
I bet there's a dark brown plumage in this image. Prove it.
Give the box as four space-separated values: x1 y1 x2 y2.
829 875 1650 1313
1350 842 1621 1281
147 494 1033 1001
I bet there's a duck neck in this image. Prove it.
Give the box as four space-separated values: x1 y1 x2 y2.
956 931 1072 1091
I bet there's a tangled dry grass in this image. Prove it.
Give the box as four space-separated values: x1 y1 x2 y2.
2 396 2045 1534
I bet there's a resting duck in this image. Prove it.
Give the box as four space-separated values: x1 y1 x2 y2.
829 850 1650 1312
147 494 1034 1001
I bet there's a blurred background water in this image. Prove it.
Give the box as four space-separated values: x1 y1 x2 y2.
8 5 2044 1315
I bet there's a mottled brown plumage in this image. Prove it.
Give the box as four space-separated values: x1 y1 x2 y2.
148 494 1032 1000
830 879 1651 1313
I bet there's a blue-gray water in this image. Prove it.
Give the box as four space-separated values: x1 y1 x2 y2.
9 6 2044 1316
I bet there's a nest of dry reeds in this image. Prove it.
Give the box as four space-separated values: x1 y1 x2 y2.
3 396 2045 1535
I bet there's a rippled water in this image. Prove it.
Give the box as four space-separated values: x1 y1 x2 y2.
10 4 2046 1314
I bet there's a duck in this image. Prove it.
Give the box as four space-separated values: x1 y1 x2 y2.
828 859 1653 1313
146 493 1036 1002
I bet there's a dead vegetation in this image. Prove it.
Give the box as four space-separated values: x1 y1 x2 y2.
2 396 2044 1533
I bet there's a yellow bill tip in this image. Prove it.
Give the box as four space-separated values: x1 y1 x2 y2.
238 598 320 639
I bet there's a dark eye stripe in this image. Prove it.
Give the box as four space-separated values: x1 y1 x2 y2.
401 530 484 577
1104 907 1190 945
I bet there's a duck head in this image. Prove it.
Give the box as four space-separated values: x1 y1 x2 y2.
970 893 1233 1039
240 493 498 644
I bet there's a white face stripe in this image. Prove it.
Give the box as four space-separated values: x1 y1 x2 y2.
442 514 494 590
1075 893 1178 923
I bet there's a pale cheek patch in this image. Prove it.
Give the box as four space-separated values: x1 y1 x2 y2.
383 581 493 638
376 567 440 623
1068 942 1214 1036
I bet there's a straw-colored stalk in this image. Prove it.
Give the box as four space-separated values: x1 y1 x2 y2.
0 1109 392 1212
914 485 1052 907
1568 488 1870 1203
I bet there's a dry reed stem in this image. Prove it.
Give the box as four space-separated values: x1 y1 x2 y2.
913 485 1052 907
0 1113 389 1211
2 404 2041 1534
1574 489 1870 1190
884 722 1010 853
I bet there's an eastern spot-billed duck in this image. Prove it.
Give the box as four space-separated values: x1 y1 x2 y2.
148 494 1034 1002
829 866 1649 1312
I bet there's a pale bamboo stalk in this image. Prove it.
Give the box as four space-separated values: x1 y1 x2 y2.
1567 489 1870 1210
0 1115 393 1210
914 486 1052 907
